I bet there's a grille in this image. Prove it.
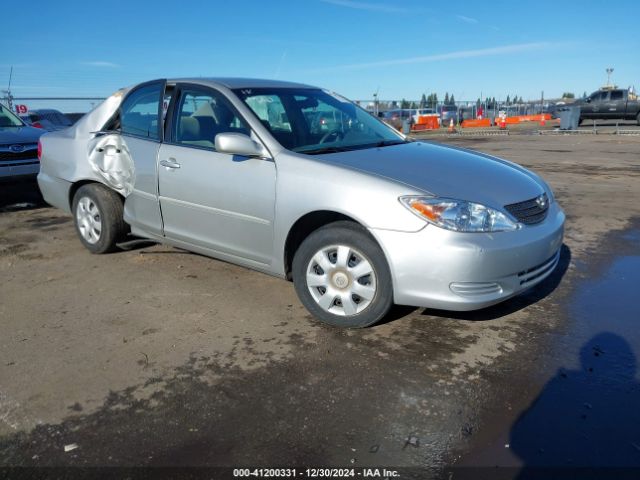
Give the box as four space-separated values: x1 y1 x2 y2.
505 193 549 225
0 145 38 163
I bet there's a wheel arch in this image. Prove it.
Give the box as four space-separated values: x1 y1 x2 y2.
69 179 124 210
284 210 365 280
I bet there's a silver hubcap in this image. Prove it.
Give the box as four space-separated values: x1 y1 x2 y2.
76 197 102 244
306 245 377 316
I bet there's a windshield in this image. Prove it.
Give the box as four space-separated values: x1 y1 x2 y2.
0 104 25 128
234 88 406 154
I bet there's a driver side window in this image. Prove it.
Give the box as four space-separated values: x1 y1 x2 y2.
174 89 249 150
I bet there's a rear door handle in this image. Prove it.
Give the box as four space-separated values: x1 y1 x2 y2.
160 158 181 169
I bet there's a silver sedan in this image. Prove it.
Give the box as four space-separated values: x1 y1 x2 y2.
37 78 564 327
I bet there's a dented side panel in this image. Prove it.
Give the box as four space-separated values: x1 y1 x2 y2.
38 88 134 207
88 135 135 196
38 86 164 237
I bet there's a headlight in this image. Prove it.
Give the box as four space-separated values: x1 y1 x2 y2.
399 196 519 232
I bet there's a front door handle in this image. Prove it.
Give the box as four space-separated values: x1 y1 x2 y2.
160 158 181 170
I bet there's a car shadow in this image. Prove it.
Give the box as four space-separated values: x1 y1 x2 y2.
417 243 572 322
116 238 161 251
509 332 640 476
0 179 47 212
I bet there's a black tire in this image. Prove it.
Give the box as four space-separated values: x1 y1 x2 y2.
72 183 129 254
636 112 640 126
292 221 393 328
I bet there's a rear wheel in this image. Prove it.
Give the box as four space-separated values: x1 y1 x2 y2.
72 183 129 254
292 221 393 328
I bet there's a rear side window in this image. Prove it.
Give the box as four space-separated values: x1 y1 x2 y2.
120 83 163 140
610 90 623 101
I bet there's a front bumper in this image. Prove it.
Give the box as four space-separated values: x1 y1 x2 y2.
0 160 39 182
370 202 565 311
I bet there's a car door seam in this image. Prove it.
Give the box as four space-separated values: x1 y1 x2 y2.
159 196 271 225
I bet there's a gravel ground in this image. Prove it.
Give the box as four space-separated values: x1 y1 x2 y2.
1 135 639 477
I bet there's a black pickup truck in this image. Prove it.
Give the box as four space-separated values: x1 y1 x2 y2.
574 88 640 124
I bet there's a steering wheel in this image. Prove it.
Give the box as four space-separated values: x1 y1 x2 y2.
319 130 344 144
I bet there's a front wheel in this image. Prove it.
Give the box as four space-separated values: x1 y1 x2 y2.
292 221 393 328
72 183 129 254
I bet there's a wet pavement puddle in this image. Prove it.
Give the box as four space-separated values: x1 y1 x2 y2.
453 228 640 476
509 256 640 468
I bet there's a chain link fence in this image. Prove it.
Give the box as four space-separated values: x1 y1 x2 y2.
2 95 553 126
357 99 551 120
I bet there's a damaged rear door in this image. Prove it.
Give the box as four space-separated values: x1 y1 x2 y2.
90 80 167 237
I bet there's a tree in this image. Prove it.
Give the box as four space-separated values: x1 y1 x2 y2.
426 93 438 108
506 95 511 105
582 91 587 99
449 93 455 105
444 92 449 105
419 93 427 108
400 98 410 109
410 101 417 109
562 92 575 99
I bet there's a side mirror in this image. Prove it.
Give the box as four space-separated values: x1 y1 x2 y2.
215 133 269 158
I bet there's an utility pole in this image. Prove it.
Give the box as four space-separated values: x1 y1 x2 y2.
373 87 379 116
2 66 14 111
541 90 544 115
606 67 614 87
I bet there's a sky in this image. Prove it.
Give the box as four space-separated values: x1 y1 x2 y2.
2 0 639 106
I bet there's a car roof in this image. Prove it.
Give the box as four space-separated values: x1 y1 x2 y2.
30 108 65 114
168 77 318 90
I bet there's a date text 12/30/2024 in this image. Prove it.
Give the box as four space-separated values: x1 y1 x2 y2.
233 468 400 478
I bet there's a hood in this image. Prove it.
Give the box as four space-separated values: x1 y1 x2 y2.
317 141 545 209
0 126 44 144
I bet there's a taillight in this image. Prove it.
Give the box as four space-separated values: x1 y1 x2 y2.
37 140 42 161
32 122 44 129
